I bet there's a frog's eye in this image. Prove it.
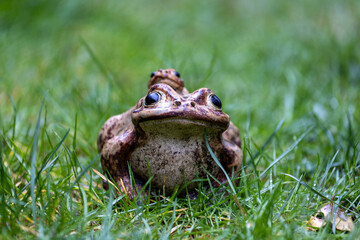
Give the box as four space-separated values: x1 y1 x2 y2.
210 94 222 108
150 72 156 78
145 92 160 105
174 71 180 78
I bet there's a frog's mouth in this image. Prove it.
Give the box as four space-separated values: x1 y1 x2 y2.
137 117 229 133
142 118 213 126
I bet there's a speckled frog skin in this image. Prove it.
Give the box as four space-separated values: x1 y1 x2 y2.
98 69 242 199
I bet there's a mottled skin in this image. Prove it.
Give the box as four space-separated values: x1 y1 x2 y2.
98 69 242 199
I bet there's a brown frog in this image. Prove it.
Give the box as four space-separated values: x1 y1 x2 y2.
98 69 242 199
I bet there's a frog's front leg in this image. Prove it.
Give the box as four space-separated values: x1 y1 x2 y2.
100 127 144 200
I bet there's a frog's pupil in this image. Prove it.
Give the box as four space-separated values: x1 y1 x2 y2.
145 92 160 105
174 72 180 78
150 72 156 78
210 95 222 108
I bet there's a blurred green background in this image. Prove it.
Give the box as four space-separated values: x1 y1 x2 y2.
1 0 359 238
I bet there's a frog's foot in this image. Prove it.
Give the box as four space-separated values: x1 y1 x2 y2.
114 173 151 201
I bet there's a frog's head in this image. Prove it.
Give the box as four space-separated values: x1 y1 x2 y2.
148 69 186 94
132 83 230 134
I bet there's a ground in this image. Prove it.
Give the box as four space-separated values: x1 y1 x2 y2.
0 0 359 239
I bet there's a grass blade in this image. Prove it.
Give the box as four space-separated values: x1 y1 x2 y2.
318 150 339 188
30 98 45 227
204 131 236 194
205 131 246 215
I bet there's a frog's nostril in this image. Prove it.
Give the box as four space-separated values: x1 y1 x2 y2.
191 102 196 107
174 101 181 106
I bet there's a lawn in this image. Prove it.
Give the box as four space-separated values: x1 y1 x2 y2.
0 0 359 239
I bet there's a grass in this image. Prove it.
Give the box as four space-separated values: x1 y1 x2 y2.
1 0 359 239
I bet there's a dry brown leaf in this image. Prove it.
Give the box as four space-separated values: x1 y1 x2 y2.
308 202 354 232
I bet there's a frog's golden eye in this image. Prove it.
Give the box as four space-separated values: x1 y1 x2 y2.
174 71 180 78
145 92 160 105
209 94 222 108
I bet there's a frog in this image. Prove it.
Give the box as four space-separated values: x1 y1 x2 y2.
97 69 242 199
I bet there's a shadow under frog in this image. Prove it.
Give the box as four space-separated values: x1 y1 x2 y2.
98 69 242 199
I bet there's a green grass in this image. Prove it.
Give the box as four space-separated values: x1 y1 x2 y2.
1 0 359 239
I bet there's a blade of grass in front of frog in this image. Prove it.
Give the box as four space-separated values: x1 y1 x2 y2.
260 127 313 179
30 98 45 227
204 131 235 194
204 131 245 214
